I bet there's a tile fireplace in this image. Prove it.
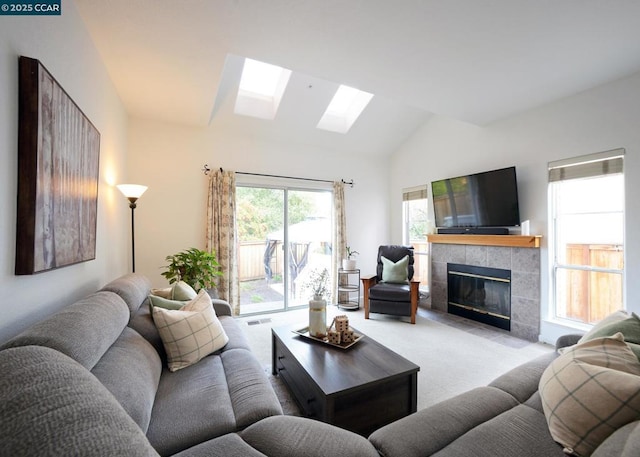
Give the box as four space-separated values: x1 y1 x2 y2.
428 235 541 341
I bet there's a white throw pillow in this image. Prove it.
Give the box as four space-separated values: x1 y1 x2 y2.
152 289 228 372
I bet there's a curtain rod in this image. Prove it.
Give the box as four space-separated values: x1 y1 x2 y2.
201 164 354 187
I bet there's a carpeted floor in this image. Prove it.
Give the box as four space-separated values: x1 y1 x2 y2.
239 305 553 413
264 366 302 416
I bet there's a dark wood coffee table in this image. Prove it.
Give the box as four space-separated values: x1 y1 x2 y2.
271 324 420 436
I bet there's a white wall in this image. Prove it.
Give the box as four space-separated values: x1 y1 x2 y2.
127 117 390 289
0 0 130 342
390 71 640 343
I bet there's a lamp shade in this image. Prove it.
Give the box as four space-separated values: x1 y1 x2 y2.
117 184 148 200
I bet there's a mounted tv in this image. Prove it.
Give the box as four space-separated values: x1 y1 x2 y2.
431 166 520 235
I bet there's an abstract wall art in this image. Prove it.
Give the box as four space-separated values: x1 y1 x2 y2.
15 56 100 274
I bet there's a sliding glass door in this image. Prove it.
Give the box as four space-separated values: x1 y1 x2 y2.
237 185 332 315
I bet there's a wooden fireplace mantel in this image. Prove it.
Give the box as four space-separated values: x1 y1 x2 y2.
427 234 541 248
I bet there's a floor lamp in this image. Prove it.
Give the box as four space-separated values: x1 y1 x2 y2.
117 184 148 273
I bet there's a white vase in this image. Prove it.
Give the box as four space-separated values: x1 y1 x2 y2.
342 259 356 270
308 296 327 338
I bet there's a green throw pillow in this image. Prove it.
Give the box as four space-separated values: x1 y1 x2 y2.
628 342 640 361
171 281 198 301
580 313 640 345
381 255 409 283
579 309 629 341
578 312 640 362
148 294 187 311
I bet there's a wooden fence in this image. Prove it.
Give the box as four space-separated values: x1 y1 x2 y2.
562 243 623 323
239 240 432 284
238 241 283 281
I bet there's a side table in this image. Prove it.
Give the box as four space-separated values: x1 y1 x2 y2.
337 268 360 310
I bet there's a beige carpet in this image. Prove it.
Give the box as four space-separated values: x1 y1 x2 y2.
239 305 553 412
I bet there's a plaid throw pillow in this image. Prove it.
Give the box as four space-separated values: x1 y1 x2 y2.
152 289 228 372
539 333 640 456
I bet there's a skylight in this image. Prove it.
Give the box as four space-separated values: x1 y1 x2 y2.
234 58 292 120
316 85 374 134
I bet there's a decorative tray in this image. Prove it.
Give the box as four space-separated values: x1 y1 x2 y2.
292 326 364 349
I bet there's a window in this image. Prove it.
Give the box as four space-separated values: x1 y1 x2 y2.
402 186 429 288
236 183 333 315
548 149 625 325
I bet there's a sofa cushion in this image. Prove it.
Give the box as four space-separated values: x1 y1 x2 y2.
592 421 640 457
91 327 162 433
0 345 158 456
240 416 380 457
146 355 237 456
130 302 167 360
0 291 129 370
430 404 565 457
171 433 266 457
489 352 557 403
539 333 640 456
152 290 229 372
221 348 283 429
216 316 252 352
369 282 411 301
369 386 519 457
101 273 152 316
147 348 282 456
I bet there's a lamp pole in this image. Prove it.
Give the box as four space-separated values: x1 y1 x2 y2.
128 198 138 272
117 184 148 273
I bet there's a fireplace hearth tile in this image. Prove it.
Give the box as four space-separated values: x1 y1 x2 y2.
431 261 448 283
465 245 487 266
512 249 540 273
511 296 540 325
486 246 512 270
511 271 540 301
433 244 466 264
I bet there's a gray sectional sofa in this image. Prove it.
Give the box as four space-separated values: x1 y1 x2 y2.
0 273 379 456
1 273 638 456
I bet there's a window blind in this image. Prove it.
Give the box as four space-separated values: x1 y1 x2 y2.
402 186 428 201
548 148 624 183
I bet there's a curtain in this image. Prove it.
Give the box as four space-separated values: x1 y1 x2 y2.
331 181 347 304
205 169 240 315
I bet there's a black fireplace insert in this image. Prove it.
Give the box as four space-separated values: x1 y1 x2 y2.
447 263 511 331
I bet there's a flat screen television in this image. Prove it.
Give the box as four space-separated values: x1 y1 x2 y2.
431 166 520 233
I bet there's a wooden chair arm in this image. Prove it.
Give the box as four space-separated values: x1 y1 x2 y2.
361 276 377 320
361 275 378 288
409 280 420 324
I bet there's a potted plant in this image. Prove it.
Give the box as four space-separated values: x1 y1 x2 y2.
161 247 223 297
342 246 359 271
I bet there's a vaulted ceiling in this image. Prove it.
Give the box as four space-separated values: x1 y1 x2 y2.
75 0 640 157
